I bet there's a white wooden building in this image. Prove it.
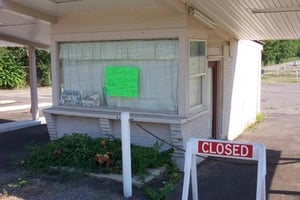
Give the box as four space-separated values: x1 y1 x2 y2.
1 0 300 167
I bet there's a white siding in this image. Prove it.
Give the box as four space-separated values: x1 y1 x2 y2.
223 40 262 140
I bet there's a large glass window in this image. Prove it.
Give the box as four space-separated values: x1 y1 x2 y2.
189 40 206 108
59 39 178 113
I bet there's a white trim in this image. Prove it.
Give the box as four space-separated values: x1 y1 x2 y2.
0 0 57 23
188 39 207 110
0 119 44 133
0 33 49 49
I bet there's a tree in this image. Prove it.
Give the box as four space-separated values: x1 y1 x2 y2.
0 47 51 88
0 48 26 89
262 40 300 65
36 49 51 86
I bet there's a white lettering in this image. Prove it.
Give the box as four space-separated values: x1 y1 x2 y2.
209 143 216 154
224 144 233 155
202 142 209 153
232 144 239 156
216 143 224 154
240 145 249 157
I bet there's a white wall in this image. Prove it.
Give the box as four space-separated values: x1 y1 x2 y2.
223 40 262 140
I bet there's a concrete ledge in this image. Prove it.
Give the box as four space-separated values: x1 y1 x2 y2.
0 118 46 133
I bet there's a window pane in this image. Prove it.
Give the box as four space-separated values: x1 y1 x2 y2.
189 77 203 107
189 41 205 74
59 39 178 112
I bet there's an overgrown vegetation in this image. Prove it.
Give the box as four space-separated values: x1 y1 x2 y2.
0 47 51 89
0 49 26 89
24 133 180 199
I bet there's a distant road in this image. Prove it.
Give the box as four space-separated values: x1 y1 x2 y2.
0 87 52 121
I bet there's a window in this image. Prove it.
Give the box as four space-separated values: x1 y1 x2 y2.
59 39 178 113
189 40 206 108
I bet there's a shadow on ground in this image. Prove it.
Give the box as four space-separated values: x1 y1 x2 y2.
0 119 15 124
170 149 282 200
0 125 49 168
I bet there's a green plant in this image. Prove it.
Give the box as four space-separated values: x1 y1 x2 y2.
37 63 51 86
25 133 173 176
1 188 8 196
0 47 51 87
24 133 180 200
0 54 26 89
145 163 181 200
7 178 27 188
255 113 264 123
36 49 51 86
246 113 265 131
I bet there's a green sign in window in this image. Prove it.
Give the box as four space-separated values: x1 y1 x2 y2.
105 66 139 98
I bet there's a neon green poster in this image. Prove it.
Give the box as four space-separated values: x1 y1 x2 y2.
105 66 139 98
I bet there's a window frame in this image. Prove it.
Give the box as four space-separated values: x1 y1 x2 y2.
57 38 180 114
188 39 207 111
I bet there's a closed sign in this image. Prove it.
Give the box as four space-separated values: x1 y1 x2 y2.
198 141 253 158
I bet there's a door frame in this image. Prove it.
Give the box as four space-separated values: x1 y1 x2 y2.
208 61 221 139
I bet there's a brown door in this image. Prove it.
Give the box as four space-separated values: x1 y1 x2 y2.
208 61 218 139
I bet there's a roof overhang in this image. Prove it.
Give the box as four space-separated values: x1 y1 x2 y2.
0 0 300 48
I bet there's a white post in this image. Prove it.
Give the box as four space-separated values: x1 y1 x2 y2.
121 112 132 198
28 46 39 120
182 140 193 200
256 144 266 200
191 153 198 200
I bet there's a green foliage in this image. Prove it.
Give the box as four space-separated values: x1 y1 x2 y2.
262 40 300 65
0 49 26 89
7 178 27 188
24 133 173 176
2 188 8 196
255 113 264 123
36 49 51 86
145 163 181 200
246 113 265 131
0 47 51 87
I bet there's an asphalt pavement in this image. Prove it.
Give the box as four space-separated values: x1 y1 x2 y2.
0 83 299 200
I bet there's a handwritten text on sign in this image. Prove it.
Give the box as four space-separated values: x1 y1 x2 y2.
105 66 139 98
198 141 253 158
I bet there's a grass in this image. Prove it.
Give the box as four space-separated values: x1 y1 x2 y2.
262 76 299 83
246 113 265 131
262 70 300 83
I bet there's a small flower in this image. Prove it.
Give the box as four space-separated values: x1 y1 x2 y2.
100 139 108 147
94 152 112 166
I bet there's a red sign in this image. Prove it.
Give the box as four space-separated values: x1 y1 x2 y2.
198 141 253 158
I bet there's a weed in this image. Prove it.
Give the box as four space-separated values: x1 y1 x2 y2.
1 188 8 196
7 178 27 188
246 113 265 131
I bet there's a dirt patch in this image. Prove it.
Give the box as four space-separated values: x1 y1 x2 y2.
0 167 147 200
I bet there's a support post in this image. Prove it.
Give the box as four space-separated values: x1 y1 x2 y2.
182 140 193 200
28 46 39 120
121 112 132 198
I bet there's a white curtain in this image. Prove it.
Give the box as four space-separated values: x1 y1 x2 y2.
60 39 178 112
